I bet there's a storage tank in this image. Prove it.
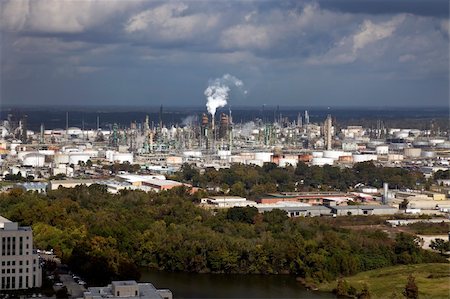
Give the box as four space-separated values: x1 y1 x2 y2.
338 155 353 163
18 151 32 161
183 151 202 158
436 142 450 149
312 151 324 158
83 150 99 157
254 152 273 162
353 154 378 163
67 127 82 136
367 140 384 149
413 141 429 148
112 152 133 164
404 148 422 158
388 154 404 161
311 157 334 166
375 145 389 155
54 153 70 164
421 151 436 158
429 139 445 146
217 150 231 158
38 149 55 156
230 156 246 163
22 153 45 167
299 154 313 162
323 150 345 160
69 153 90 165
278 158 298 167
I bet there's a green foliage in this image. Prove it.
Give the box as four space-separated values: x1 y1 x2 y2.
430 238 450 254
0 184 446 286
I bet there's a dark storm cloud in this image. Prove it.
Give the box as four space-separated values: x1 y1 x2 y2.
0 0 448 107
318 0 449 18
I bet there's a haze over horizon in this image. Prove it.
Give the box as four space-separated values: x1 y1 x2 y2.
1 0 449 108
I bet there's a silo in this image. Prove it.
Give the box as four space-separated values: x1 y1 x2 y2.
311 157 334 166
23 153 45 167
112 152 134 164
375 145 389 155
404 148 421 158
69 153 90 165
421 151 436 158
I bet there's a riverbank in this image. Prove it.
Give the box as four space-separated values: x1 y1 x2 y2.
317 263 450 299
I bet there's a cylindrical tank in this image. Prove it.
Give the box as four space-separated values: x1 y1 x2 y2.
183 151 202 158
38 150 55 156
429 139 445 146
375 145 389 155
323 150 345 160
254 152 273 162
278 158 298 167
404 148 422 158
18 151 32 161
217 150 232 157
67 127 82 136
299 154 313 162
436 142 450 149
23 153 45 167
367 140 384 149
54 153 70 164
83 150 99 157
311 157 334 166
353 154 378 163
413 141 429 148
421 151 436 158
338 156 353 163
312 151 324 158
112 152 134 164
69 153 90 165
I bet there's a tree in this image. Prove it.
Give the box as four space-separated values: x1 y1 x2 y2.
430 238 450 254
403 274 418 299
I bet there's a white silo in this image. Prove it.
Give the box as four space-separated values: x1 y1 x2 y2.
23 153 45 167
375 145 389 155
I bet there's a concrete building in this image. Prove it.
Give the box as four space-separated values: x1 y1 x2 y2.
15 182 48 193
257 204 332 217
330 205 398 216
83 280 172 299
0 216 42 291
202 196 256 208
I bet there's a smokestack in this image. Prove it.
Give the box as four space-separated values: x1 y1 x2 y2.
383 182 389 204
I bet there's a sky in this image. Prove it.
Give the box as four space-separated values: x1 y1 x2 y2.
0 0 449 108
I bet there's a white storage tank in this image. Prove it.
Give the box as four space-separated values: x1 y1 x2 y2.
254 152 273 163
69 153 91 165
323 150 345 160
183 151 202 158
278 158 298 167
311 157 334 166
375 145 389 155
112 152 134 164
54 153 70 164
312 151 324 158
404 148 422 158
413 141 429 148
67 127 83 136
23 153 45 167
352 154 378 163
437 142 450 149
18 151 32 161
421 151 436 158
38 149 55 156
83 150 99 158
429 139 445 146
367 140 384 149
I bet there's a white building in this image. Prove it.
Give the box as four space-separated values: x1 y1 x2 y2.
0 216 42 291
84 280 172 299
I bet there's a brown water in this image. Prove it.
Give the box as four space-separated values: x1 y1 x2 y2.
140 269 336 299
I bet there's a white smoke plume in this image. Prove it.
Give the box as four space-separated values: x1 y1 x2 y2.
181 115 197 127
204 74 245 117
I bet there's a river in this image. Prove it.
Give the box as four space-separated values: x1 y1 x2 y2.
140 269 336 299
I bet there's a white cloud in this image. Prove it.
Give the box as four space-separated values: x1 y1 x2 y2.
1 0 139 33
220 25 271 49
124 2 219 41
352 15 405 52
308 15 405 65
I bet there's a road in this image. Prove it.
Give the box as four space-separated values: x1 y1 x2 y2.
59 274 86 298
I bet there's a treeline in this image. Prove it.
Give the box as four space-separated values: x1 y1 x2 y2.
174 161 426 198
0 185 445 286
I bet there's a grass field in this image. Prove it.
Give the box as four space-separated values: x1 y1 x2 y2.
318 263 450 299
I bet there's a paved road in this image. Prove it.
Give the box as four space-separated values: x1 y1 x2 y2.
60 274 86 298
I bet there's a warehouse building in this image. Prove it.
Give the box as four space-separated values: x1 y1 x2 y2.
330 205 398 216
